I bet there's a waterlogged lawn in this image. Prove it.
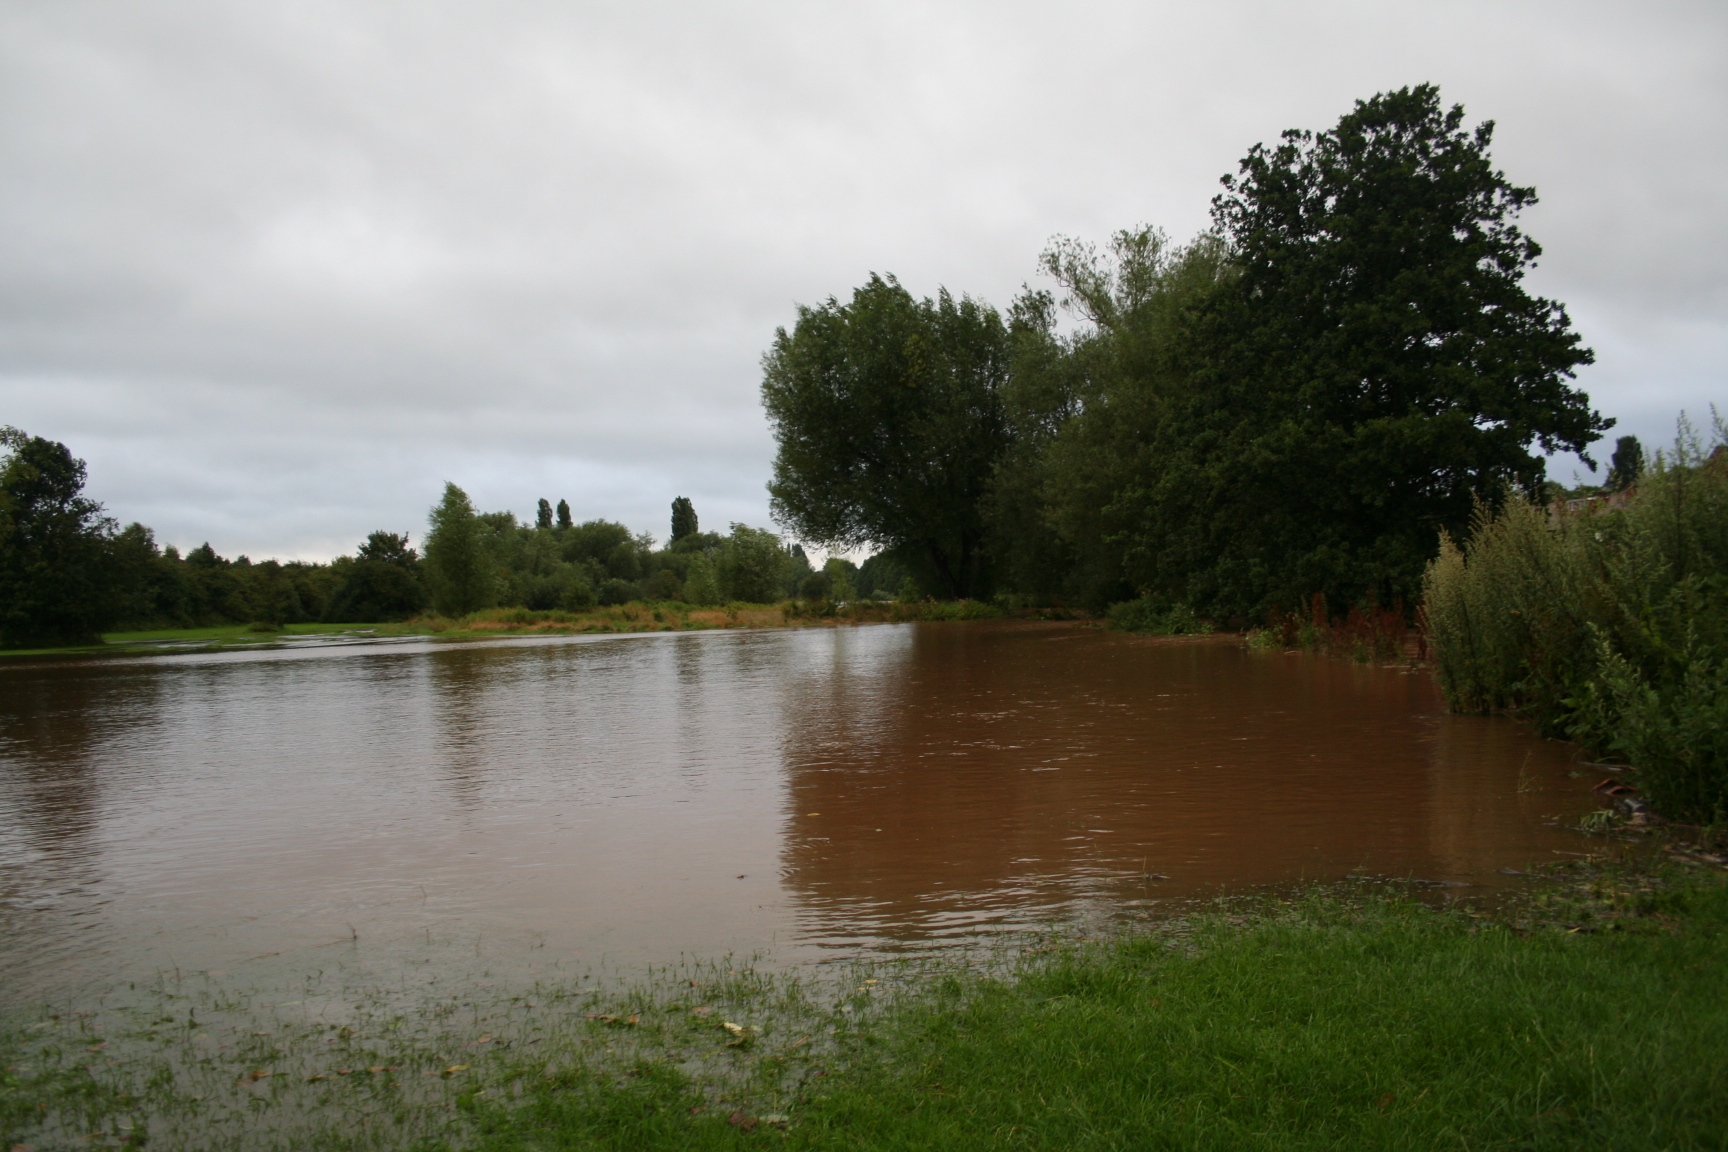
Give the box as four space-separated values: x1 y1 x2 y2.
4 859 1724 1151
0 600 1010 659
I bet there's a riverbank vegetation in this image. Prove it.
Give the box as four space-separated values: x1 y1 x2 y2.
0 427 894 647
763 85 1607 617
1424 415 1728 822
5 852 1723 1150
0 85 1625 646
0 598 1008 659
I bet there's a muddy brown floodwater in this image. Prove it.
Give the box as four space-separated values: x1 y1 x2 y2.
0 621 1601 1005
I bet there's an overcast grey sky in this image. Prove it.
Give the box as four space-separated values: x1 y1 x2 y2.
2 0 1723 560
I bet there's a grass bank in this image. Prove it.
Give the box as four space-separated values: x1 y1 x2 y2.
6 850 1724 1150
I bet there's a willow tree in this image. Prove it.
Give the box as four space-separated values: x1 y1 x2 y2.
762 275 1009 598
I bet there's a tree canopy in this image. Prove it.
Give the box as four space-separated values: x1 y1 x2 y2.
762 274 1010 598
0 428 120 645
761 85 1612 617
670 496 698 543
424 483 495 616
1127 83 1608 612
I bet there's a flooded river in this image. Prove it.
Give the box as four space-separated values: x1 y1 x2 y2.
1 621 1600 1004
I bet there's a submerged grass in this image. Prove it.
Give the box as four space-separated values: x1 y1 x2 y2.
5 857 1725 1150
0 601 1014 659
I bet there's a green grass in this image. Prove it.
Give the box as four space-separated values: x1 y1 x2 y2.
5 857 1725 1150
771 896 1728 1150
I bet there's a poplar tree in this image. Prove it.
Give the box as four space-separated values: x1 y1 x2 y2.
423 482 494 616
1607 436 1645 492
536 498 553 530
670 496 698 542
556 499 572 530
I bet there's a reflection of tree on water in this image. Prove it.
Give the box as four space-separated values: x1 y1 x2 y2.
0 665 166 857
1420 711 1588 876
0 663 166 981
774 626 1598 948
427 648 501 810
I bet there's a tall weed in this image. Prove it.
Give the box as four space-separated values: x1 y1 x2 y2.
1263 593 1412 662
1423 413 1728 821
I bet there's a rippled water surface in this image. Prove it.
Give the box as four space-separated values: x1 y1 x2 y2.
1 622 1600 1002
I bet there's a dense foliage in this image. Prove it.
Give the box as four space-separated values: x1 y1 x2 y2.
763 275 1009 598
0 427 120 645
0 436 819 644
763 86 1608 616
1424 417 1728 821
1 87 1628 659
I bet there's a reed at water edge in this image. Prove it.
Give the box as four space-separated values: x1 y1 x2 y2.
1421 414 1728 823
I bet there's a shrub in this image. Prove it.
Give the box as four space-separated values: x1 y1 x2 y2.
1107 597 1212 635
597 578 635 607
1422 413 1728 821
716 524 788 603
682 554 721 606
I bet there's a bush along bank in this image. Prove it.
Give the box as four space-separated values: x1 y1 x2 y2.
1422 416 1728 824
4 857 1724 1151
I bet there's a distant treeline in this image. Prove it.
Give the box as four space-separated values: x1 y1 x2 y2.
0 85 1656 648
762 85 1613 619
0 429 910 647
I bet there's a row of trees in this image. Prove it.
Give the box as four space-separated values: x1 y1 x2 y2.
413 482 914 616
763 86 1613 617
417 482 802 616
0 425 845 646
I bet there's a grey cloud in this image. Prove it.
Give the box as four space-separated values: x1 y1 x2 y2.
2 0 1723 559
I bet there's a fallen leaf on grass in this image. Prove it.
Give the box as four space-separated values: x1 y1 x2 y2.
442 1065 469 1076
1378 1093 1395 1110
727 1111 757 1132
305 1073 327 1083
691 1006 714 1017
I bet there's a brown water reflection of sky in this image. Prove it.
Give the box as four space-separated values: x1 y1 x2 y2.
0 623 1598 1002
